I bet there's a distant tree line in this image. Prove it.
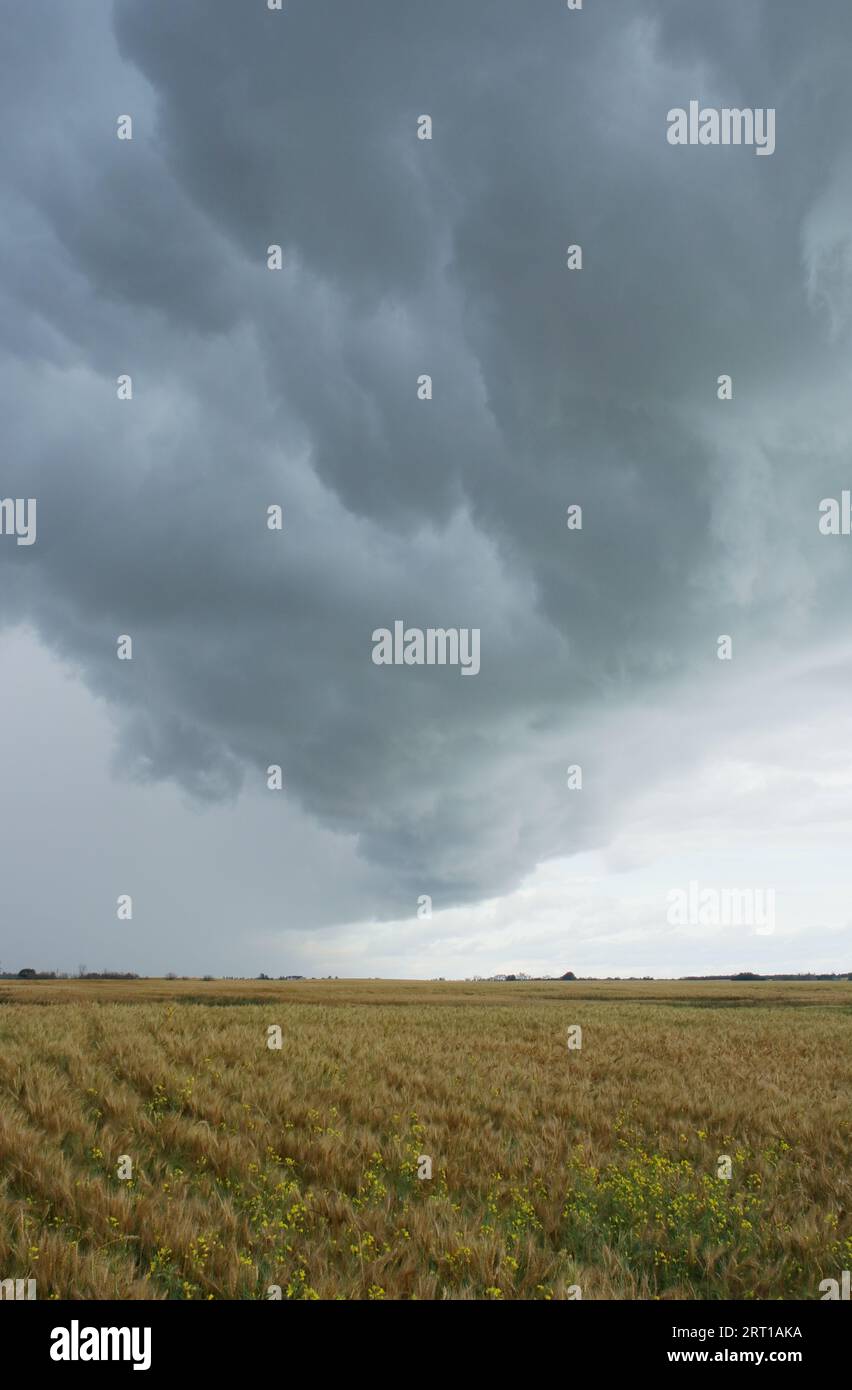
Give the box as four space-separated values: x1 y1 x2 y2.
2 969 141 980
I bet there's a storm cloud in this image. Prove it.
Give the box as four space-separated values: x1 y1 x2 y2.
3 0 852 965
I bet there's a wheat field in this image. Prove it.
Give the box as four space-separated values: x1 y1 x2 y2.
0 977 849 1300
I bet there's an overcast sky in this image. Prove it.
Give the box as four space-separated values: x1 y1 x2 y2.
2 0 852 978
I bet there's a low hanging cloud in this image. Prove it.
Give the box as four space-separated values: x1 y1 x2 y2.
3 0 852 927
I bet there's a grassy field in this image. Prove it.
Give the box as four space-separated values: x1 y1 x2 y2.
0 977 849 1300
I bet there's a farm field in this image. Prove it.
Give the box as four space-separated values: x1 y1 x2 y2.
0 978 849 1301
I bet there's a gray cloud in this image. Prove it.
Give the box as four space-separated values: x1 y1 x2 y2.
3 0 852 941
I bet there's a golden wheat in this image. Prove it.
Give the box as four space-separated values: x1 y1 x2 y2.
0 978 849 1299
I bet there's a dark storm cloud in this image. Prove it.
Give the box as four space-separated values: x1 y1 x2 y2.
4 0 852 913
